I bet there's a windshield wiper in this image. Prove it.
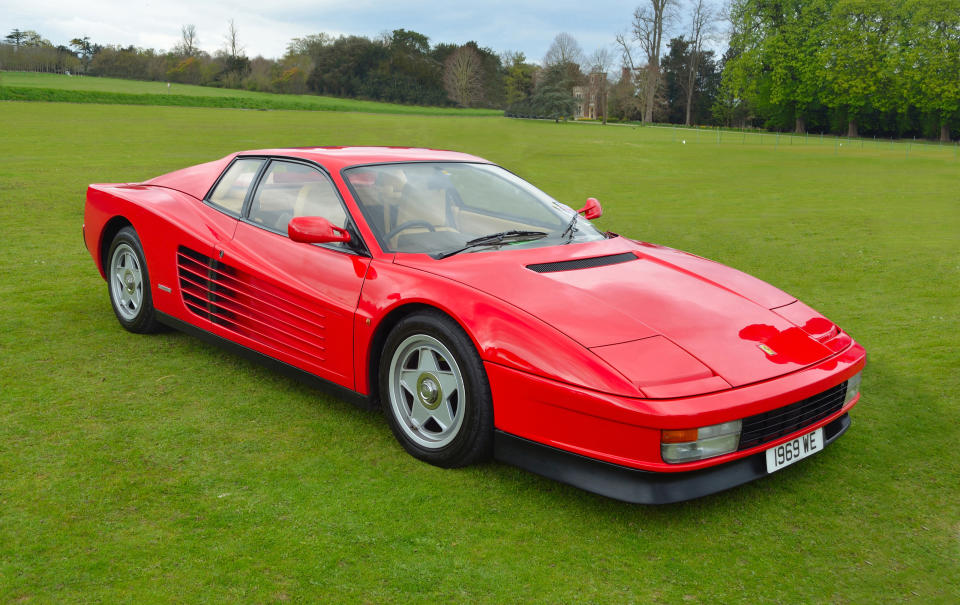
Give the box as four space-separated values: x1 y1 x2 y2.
560 212 579 243
437 230 548 259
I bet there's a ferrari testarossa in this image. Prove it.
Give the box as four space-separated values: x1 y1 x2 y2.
84 147 865 504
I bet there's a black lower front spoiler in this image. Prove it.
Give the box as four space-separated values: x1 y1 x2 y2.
493 413 851 504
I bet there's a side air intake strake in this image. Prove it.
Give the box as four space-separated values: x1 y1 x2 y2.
526 252 637 273
176 246 327 365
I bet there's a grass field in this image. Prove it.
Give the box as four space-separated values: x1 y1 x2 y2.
0 72 503 116
0 99 958 603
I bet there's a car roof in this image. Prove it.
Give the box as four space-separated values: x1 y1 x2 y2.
237 146 490 171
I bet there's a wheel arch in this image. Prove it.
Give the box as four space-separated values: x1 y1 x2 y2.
366 302 476 409
98 216 134 278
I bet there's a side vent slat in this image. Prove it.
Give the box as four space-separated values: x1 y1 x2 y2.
527 252 637 273
176 246 327 364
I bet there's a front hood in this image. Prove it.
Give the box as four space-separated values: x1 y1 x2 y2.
396 237 839 390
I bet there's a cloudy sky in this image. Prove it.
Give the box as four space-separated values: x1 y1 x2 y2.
0 0 680 64
0 0 728 61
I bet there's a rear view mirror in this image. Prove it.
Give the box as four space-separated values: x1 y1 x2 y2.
288 216 351 244
577 197 603 220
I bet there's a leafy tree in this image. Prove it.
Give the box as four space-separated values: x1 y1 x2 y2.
818 0 897 137
900 0 960 140
6 29 26 47
286 34 331 59
662 36 720 125
503 51 537 106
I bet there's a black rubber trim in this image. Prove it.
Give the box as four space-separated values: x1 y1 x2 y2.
526 252 637 273
156 311 374 410
493 413 851 504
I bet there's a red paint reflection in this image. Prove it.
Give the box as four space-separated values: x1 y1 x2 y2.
739 324 831 365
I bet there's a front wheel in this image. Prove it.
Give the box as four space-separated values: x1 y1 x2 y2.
380 311 493 468
107 226 160 333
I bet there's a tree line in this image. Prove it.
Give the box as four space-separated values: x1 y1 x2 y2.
2 0 958 140
720 0 960 141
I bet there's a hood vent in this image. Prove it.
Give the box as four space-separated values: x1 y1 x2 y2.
527 252 637 273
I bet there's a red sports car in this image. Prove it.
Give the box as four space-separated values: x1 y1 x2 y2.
84 147 865 503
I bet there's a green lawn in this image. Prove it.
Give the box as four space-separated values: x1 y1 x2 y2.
0 101 957 603
0 71 503 116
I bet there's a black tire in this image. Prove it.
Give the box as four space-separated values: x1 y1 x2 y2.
106 226 161 334
379 310 493 468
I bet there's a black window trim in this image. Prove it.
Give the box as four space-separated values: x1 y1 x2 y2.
203 155 269 218
235 155 371 257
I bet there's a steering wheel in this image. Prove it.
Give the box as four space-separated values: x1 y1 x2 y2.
386 220 436 240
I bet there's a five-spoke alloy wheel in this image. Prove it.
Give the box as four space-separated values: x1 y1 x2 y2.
380 311 493 467
107 226 160 333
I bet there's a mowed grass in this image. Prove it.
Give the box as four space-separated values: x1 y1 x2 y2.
0 71 502 116
0 100 958 603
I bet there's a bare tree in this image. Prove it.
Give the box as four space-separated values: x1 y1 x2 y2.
622 1 677 123
223 19 243 60
543 32 584 67
682 0 716 125
443 46 483 107
588 47 614 124
177 24 199 57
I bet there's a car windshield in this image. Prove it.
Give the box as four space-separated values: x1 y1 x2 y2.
343 162 606 256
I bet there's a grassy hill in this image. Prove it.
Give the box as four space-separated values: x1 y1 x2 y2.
0 101 957 603
0 71 503 116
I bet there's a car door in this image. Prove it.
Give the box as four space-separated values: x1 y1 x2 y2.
217 158 371 390
172 157 263 329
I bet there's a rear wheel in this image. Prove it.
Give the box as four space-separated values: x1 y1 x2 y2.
107 226 160 333
380 311 493 468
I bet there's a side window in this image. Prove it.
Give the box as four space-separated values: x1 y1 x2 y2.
208 158 263 215
248 161 347 234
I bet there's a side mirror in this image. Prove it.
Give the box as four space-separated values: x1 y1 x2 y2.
577 197 603 220
288 216 351 244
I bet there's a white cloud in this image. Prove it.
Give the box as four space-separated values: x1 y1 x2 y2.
0 0 717 63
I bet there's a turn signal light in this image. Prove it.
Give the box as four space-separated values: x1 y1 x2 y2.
661 420 742 463
661 428 699 443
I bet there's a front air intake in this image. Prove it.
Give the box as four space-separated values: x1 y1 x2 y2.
527 252 637 273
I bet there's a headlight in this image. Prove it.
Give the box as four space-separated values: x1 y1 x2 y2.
661 420 742 464
844 371 862 405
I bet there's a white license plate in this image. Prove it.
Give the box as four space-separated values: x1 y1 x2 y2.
765 428 824 473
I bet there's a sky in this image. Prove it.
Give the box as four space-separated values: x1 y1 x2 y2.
1 0 723 65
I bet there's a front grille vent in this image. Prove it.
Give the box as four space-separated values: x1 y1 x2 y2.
738 382 847 450
527 252 637 273
176 246 327 365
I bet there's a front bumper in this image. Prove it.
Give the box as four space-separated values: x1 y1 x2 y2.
495 413 851 504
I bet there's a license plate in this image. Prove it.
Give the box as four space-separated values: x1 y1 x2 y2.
765 427 824 473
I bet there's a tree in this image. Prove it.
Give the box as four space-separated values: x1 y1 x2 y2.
502 51 538 106
5 29 26 47
176 24 199 57
223 19 243 60
682 0 716 125
902 0 960 141
286 33 331 58
544 32 583 68
622 0 677 123
819 0 897 137
443 45 483 106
